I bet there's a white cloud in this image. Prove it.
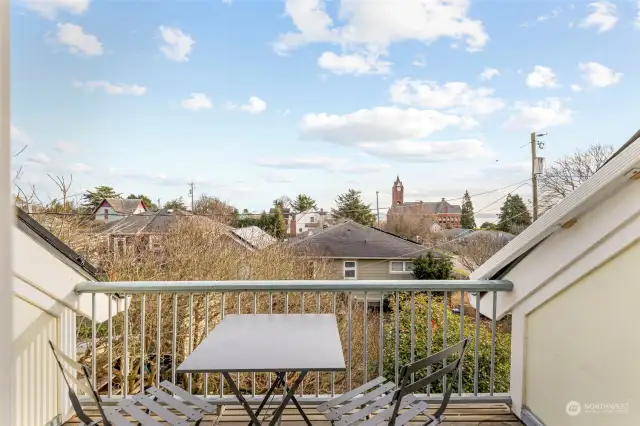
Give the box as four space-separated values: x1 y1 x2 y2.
274 0 489 57
536 7 562 22
72 80 147 95
257 156 390 173
300 106 476 145
636 1 640 28
27 152 50 165
389 78 504 116
265 172 294 183
505 98 574 130
525 66 558 88
228 96 267 114
69 162 92 173
55 23 103 56
20 0 90 19
181 93 212 111
479 67 499 81
11 124 32 146
55 141 75 153
578 62 622 88
357 139 493 162
412 55 426 67
571 84 582 92
159 26 195 62
317 51 392 75
580 1 618 33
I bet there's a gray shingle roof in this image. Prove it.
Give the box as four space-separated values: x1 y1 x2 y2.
231 226 276 249
289 221 436 259
94 209 191 235
102 198 145 214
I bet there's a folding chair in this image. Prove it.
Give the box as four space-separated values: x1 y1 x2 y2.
317 338 469 426
49 340 216 425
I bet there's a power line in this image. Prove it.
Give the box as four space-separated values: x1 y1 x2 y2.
22 178 533 218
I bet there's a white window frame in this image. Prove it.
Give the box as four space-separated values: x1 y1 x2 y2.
149 235 161 251
389 260 413 274
309 216 315 223
343 261 357 280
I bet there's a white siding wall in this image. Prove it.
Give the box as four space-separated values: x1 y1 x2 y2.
294 211 323 234
12 225 112 425
524 240 640 426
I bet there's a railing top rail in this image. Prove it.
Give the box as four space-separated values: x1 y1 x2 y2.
74 280 513 294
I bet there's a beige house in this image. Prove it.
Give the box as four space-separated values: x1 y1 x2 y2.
289 220 437 280
470 128 640 426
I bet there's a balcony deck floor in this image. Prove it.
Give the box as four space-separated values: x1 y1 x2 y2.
66 403 522 425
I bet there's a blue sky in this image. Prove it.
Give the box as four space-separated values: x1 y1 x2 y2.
10 0 640 219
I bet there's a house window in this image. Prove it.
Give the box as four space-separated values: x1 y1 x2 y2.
149 235 161 251
343 261 357 280
310 216 315 223
104 208 109 220
114 237 126 255
299 228 302 233
389 261 413 274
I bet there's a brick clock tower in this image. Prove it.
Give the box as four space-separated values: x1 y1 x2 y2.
392 176 404 205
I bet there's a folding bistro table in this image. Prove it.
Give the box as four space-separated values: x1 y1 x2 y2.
177 314 346 426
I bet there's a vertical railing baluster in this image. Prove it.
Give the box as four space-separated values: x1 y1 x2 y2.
410 291 415 383
91 293 97 389
268 292 273 389
237 292 241 388
363 291 368 385
188 294 193 393
171 293 177 386
124 294 129 397
285 292 289 387
156 295 161 388
379 292 384 377
302 290 307 393
394 291 399 386
458 291 464 396
490 291 497 395
347 292 352 391
140 295 145 394
316 292 321 397
108 294 113 398
474 292 480 396
252 292 256 399
427 292 432 396
205 293 209 397
442 291 448 392
220 293 225 397
331 292 336 397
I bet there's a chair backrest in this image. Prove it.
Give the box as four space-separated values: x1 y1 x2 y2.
389 338 469 425
48 340 112 426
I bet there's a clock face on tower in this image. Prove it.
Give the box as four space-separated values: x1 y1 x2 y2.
397 187 401 191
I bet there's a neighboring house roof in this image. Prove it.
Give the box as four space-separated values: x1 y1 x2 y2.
231 226 277 250
93 208 191 235
289 220 437 259
471 128 640 284
16 207 98 278
437 228 474 238
461 230 516 243
93 198 146 215
388 199 462 215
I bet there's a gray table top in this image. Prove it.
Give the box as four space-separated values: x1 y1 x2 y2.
176 314 346 373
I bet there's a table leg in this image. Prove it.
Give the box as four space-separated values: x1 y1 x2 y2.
222 372 263 426
275 373 312 426
268 371 309 426
248 373 284 426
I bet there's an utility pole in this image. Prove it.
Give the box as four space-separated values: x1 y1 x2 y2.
157 198 161 209
530 132 546 221
530 132 538 221
375 191 380 228
188 181 195 212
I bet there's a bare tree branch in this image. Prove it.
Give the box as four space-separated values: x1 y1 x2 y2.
538 143 614 214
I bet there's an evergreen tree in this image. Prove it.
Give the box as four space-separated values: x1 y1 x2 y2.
497 194 532 234
331 189 376 226
82 186 120 209
460 190 476 229
291 193 317 212
412 253 453 280
272 207 287 238
480 221 497 231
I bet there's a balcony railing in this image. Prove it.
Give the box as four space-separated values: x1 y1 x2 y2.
74 280 512 406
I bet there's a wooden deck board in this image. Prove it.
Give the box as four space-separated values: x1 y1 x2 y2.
66 403 521 425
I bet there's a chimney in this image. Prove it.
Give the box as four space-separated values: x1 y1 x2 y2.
289 217 296 236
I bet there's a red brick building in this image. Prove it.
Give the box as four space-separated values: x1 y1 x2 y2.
387 176 462 232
